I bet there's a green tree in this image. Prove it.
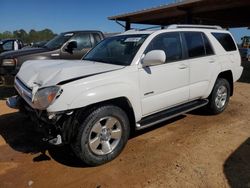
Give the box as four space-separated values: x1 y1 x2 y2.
13 29 28 41
0 31 13 39
0 29 57 44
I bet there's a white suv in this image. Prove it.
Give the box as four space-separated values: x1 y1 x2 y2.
7 25 243 166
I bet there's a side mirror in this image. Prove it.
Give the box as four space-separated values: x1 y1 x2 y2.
142 50 166 67
65 41 77 54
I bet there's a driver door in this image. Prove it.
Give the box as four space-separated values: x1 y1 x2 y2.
61 33 92 59
139 32 190 116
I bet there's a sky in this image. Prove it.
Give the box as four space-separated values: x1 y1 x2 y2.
1 0 249 43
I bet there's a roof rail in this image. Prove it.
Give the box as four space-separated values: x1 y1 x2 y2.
167 24 223 30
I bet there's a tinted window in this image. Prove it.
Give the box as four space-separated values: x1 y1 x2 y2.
45 33 72 50
93 33 102 45
202 33 214 55
71 33 92 50
183 32 205 58
2 41 13 51
212 32 237 51
146 32 182 62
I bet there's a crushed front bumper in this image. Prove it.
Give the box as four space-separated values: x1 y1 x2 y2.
7 94 76 146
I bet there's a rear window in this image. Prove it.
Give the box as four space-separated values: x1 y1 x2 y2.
212 33 237 51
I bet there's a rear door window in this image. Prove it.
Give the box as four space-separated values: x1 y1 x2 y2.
212 32 237 51
183 32 206 58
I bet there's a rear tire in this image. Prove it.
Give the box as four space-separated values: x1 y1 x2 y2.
207 78 230 114
71 105 130 166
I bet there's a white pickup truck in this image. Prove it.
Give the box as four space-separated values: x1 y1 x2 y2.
7 25 243 166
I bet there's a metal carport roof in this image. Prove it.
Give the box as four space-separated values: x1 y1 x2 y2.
108 0 250 30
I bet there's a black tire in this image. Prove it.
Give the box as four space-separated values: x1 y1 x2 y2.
207 78 230 115
71 105 130 166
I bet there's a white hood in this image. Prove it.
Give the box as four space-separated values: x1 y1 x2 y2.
17 60 124 88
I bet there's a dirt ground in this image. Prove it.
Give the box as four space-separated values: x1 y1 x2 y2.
0 63 250 188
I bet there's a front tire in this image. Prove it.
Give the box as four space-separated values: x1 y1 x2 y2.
207 78 230 114
72 105 130 166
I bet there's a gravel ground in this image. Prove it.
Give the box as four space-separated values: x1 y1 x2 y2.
0 62 249 188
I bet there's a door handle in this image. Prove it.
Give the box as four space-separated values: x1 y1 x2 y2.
51 53 60 57
209 59 215 63
178 64 188 69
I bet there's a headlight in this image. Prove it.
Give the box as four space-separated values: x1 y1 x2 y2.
2 59 17 66
33 86 62 110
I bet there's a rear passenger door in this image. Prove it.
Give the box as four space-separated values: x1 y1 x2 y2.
139 32 190 116
182 32 217 100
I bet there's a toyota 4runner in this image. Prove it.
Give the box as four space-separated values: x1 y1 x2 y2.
7 25 243 166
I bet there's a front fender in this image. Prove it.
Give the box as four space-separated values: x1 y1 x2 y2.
47 82 142 122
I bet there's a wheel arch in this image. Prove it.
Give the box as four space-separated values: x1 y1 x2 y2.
78 97 136 131
217 70 234 96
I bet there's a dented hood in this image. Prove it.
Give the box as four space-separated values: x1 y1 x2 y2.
17 59 124 88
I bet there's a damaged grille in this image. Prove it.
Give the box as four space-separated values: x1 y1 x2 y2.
15 77 32 103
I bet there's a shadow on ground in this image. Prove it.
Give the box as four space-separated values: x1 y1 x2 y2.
0 86 15 100
239 61 250 83
224 137 250 188
0 112 87 168
0 111 185 168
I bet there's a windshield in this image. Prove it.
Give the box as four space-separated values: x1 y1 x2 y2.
44 33 73 50
84 34 149 66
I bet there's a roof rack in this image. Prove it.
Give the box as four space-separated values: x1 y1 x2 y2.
122 24 223 33
166 24 223 30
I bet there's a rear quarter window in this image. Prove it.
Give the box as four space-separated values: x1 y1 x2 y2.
212 32 237 52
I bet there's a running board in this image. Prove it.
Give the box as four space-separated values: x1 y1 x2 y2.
136 99 209 130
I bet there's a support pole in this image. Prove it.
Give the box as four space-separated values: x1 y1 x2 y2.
125 21 131 31
186 11 193 24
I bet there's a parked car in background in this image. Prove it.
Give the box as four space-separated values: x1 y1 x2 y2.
0 39 24 54
239 48 250 62
31 40 49 48
0 30 104 85
239 36 250 62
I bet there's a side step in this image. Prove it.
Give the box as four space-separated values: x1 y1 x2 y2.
136 99 209 130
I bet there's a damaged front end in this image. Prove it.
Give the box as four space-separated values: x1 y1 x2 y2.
6 77 78 146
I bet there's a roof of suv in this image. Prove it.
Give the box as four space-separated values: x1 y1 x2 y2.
118 24 228 36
